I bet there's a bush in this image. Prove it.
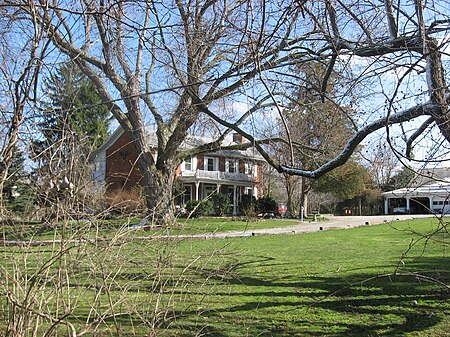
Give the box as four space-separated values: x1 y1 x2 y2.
239 194 257 216
257 196 278 214
211 193 231 216
185 199 213 217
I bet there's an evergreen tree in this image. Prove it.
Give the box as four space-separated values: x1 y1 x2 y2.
32 61 111 215
35 60 110 162
385 167 415 191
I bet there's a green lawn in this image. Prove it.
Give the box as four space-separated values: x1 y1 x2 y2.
1 217 449 336
0 217 300 240
148 217 301 235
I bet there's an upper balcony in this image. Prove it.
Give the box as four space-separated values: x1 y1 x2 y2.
179 169 256 183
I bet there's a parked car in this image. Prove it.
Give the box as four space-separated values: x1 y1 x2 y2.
393 206 408 214
277 203 287 216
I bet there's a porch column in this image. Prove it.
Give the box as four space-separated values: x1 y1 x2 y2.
195 181 200 201
429 196 433 212
406 197 411 213
384 198 389 215
233 184 237 215
216 183 221 193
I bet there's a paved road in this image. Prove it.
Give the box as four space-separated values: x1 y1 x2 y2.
176 214 435 239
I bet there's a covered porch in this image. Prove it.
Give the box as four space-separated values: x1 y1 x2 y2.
177 181 257 215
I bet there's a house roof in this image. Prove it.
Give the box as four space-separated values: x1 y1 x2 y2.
92 127 264 161
92 127 125 155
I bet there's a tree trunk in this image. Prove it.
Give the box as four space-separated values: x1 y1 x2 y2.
284 174 295 218
0 123 21 218
144 173 176 226
301 192 309 218
139 154 177 226
300 177 310 217
0 170 5 218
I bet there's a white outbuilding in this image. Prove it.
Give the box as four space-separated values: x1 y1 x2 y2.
382 179 450 215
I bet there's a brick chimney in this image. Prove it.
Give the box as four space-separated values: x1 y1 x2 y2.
233 133 245 144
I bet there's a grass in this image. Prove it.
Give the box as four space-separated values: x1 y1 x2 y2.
168 217 450 336
1 216 449 336
148 217 300 235
0 216 300 240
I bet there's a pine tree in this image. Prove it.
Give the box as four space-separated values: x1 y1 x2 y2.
35 60 110 163
32 61 111 216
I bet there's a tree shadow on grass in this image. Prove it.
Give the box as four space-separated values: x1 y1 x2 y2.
175 255 450 336
62 254 449 336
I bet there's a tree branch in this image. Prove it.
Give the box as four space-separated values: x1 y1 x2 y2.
405 117 434 159
280 100 443 178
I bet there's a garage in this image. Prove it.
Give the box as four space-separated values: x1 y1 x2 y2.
382 181 450 215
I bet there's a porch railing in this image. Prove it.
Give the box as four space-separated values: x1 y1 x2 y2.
181 169 255 182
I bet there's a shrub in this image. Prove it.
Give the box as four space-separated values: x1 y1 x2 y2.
211 193 231 216
185 199 213 217
239 194 257 216
257 196 278 214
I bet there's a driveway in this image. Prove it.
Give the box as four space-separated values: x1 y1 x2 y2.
1 214 435 246
175 214 435 239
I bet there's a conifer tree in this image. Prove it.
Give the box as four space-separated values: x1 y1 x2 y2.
279 62 354 216
33 61 111 212
35 60 110 164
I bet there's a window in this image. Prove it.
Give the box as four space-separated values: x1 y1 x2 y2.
205 157 216 171
183 186 192 203
228 186 235 206
244 187 253 196
244 162 252 174
226 159 237 173
184 157 192 171
207 158 214 171
204 184 216 197
245 162 258 176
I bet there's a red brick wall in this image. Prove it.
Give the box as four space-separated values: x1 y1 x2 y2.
197 154 204 170
239 159 244 174
105 131 143 191
256 162 263 197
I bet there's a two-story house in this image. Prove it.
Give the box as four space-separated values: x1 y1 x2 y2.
91 127 263 214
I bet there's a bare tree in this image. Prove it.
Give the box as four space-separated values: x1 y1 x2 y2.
5 0 450 225
0 2 48 216
258 0 450 177
6 1 308 224
363 139 400 191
